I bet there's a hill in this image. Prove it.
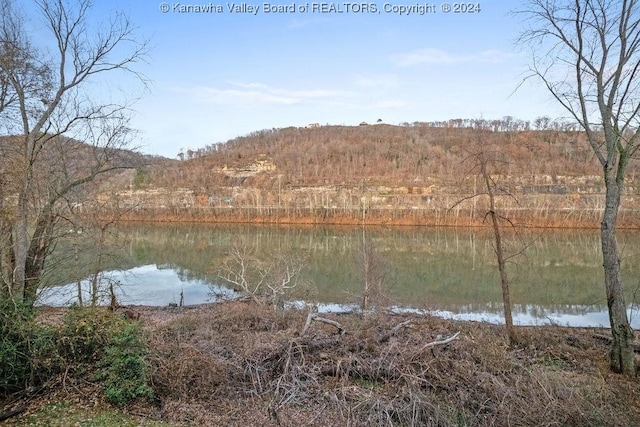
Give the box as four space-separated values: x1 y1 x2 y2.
107 121 640 227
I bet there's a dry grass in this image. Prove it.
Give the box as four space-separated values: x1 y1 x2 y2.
141 302 640 426
5 301 640 426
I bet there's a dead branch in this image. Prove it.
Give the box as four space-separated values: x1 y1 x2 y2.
419 332 460 353
0 406 27 422
306 336 344 353
593 333 640 353
377 319 413 344
301 312 346 336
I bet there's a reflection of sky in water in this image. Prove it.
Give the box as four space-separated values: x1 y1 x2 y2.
37 265 640 328
37 264 234 307
427 308 640 328
313 304 640 328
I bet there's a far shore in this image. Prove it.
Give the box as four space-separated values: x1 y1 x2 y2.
96 208 640 229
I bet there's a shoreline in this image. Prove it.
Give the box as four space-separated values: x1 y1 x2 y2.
99 210 640 229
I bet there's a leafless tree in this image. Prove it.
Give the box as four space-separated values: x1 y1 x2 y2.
217 246 307 310
356 231 390 315
0 0 147 306
452 126 518 344
519 0 640 375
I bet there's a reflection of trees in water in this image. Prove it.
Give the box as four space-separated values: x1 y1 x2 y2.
69 224 640 309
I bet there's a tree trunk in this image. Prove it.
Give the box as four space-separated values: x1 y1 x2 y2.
482 162 516 344
490 208 516 344
602 178 635 375
0 182 15 298
13 139 35 304
12 194 28 303
23 212 56 305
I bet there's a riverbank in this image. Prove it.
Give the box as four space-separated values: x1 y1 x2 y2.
102 204 640 229
3 302 640 426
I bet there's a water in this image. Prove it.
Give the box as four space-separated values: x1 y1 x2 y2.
39 224 640 327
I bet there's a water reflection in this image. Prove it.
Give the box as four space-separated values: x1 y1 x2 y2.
38 264 235 307
41 224 640 328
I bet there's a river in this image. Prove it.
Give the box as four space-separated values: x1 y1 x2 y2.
38 224 640 327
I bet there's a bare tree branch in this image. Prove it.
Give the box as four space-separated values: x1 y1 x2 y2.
518 0 640 375
0 0 148 305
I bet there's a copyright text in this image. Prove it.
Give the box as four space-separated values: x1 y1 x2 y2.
158 2 482 15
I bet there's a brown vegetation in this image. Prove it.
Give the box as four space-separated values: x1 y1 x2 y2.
98 122 640 228
5 302 640 426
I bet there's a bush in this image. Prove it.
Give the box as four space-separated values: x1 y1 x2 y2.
0 303 154 406
57 307 154 406
0 299 55 394
96 322 155 406
58 306 124 363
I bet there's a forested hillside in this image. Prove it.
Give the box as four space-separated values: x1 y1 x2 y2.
112 119 640 227
144 121 609 189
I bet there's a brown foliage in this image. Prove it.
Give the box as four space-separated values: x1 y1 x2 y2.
146 124 611 191
98 123 640 228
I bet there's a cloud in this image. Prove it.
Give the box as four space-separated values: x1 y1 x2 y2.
395 48 515 67
176 82 355 107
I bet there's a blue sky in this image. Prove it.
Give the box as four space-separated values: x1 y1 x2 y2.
29 1 568 158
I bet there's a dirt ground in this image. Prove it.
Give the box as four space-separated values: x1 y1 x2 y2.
4 301 640 426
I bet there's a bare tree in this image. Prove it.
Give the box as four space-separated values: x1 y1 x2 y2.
217 246 307 310
356 230 390 315
519 0 640 375
452 127 518 344
0 0 147 306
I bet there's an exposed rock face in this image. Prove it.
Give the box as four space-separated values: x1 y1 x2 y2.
212 156 277 178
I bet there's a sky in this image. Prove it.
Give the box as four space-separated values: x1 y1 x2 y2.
24 1 569 158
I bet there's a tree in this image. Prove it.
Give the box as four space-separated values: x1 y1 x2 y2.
519 0 640 375
217 246 307 310
356 231 389 315
0 0 147 306
452 126 518 344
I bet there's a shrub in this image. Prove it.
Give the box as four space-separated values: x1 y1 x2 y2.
96 322 154 406
0 299 55 394
0 303 154 406
58 306 123 363
59 306 154 406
